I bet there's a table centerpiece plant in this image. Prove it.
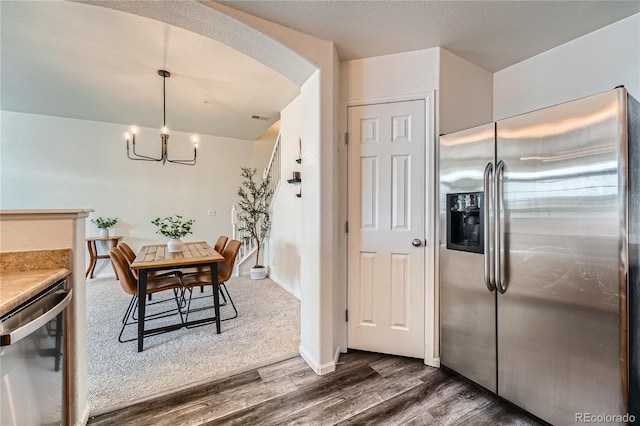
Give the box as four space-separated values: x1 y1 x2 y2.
237 167 273 279
151 215 195 253
91 216 118 238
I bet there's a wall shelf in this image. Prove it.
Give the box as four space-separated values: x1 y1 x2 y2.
288 157 301 198
287 176 302 198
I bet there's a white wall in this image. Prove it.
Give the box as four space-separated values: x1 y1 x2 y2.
213 4 341 375
494 13 640 120
340 48 440 101
439 48 493 134
253 121 281 174
0 111 275 277
268 96 303 299
339 46 492 131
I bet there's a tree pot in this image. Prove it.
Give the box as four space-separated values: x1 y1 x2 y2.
167 238 184 253
250 266 268 280
99 228 110 238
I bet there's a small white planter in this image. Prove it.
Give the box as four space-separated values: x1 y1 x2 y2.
167 238 184 253
99 228 110 238
250 266 268 280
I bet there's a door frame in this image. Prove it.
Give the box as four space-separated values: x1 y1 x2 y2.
340 91 438 367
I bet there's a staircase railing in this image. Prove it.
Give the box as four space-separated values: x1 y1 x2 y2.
233 133 281 274
263 133 281 205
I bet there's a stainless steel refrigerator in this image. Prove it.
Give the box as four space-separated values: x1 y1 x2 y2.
439 87 638 425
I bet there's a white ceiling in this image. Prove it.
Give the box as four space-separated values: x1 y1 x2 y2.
218 0 640 72
0 0 300 140
1 1 638 140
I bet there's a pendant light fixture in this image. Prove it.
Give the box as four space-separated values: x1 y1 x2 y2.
125 70 197 165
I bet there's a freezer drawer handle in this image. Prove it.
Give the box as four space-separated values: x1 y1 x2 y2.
0 289 72 346
495 160 507 294
483 162 495 292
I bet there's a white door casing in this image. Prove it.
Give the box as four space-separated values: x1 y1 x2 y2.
347 100 426 358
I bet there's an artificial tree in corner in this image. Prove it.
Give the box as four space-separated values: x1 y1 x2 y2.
237 167 273 279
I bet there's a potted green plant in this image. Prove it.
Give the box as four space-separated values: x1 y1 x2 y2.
91 217 118 238
151 215 195 252
237 167 273 279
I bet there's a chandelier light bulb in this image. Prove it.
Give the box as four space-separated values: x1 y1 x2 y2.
131 127 138 135
124 132 131 140
162 126 169 135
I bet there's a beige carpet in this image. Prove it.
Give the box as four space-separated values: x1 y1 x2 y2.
85 275 300 414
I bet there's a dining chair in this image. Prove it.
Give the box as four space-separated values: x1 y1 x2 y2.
118 242 153 301
204 235 228 292
181 239 241 323
183 235 229 293
214 235 229 253
117 242 137 264
109 247 185 343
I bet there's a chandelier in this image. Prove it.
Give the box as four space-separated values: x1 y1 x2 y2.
125 70 197 165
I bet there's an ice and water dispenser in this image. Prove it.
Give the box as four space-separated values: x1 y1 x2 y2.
446 192 483 254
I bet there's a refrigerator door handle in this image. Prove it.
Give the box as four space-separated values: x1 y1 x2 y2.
495 160 507 294
483 162 495 292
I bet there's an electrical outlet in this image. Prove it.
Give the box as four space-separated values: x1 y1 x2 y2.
207 209 216 216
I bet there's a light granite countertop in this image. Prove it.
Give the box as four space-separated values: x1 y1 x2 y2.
0 268 70 317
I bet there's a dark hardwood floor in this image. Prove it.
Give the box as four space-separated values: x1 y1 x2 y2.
89 350 541 425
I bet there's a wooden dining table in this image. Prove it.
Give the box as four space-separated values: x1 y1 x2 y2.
130 241 224 352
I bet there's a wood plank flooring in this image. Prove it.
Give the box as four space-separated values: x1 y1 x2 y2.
88 350 542 425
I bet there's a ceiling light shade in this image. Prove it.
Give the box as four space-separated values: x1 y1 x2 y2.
125 70 197 165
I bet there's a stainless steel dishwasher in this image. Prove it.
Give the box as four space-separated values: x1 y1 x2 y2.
1 281 72 426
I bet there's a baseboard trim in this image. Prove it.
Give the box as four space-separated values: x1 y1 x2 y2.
425 356 441 368
299 345 336 376
269 274 301 300
75 404 90 426
333 345 341 364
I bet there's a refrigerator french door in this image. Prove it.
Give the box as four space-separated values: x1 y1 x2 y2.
440 122 497 393
440 87 638 425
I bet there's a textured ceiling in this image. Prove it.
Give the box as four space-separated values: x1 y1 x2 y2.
1 1 638 141
217 0 640 72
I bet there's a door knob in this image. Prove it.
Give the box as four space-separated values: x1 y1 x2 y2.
411 238 423 247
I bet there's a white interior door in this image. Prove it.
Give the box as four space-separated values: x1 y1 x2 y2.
347 100 426 358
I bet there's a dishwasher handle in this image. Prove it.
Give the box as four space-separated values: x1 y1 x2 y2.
1 289 72 346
